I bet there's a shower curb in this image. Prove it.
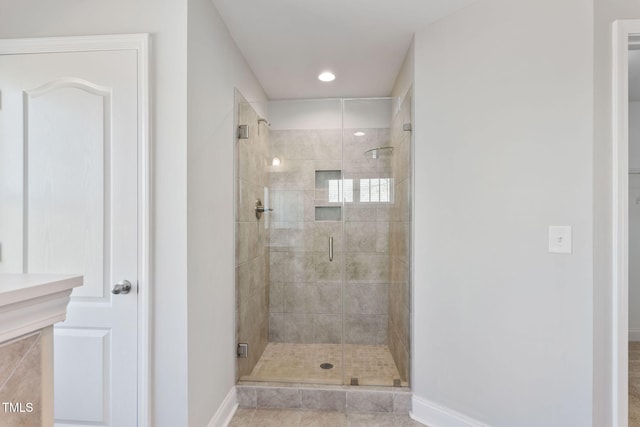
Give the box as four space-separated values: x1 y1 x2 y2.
236 382 411 414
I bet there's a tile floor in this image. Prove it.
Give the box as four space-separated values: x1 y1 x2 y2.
241 343 407 387
228 408 426 427
631 342 640 426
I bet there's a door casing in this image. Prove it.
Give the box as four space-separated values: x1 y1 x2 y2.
611 19 640 427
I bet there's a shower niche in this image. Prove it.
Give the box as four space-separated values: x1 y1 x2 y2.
315 170 342 221
235 92 412 388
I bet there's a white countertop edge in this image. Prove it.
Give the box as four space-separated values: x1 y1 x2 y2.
0 274 83 307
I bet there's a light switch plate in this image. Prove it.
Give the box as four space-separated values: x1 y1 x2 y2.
549 226 572 254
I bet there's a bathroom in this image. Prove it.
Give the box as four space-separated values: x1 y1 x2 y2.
0 0 605 425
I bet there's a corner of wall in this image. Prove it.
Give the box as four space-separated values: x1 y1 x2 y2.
391 37 415 102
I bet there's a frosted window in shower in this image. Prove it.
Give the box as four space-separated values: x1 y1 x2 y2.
359 178 392 203
360 179 370 202
328 179 341 203
327 178 353 203
343 179 353 203
380 178 390 202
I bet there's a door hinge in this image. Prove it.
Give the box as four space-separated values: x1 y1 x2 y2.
237 343 248 358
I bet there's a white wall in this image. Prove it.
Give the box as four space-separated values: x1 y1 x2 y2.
593 1 640 425
412 0 593 425
0 2 190 426
269 99 342 130
185 0 267 425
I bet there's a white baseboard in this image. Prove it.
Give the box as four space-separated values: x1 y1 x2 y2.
207 387 238 427
411 394 490 427
629 328 640 342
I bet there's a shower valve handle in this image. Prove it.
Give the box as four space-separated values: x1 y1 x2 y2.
255 199 273 220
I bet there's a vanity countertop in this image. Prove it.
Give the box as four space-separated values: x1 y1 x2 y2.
0 273 82 342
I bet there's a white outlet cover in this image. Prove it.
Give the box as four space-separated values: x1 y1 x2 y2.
549 226 572 254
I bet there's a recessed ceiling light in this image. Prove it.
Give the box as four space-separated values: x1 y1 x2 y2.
354 131 366 137
272 157 281 166
318 71 336 82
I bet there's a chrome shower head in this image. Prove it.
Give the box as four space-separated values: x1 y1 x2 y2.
364 146 393 159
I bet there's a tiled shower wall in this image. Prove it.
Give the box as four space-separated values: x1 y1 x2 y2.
268 127 391 346
267 129 344 344
388 93 412 382
236 92 270 380
343 128 392 346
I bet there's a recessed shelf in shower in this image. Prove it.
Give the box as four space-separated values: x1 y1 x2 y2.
315 170 342 221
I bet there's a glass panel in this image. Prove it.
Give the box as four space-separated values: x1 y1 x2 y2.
236 95 344 385
234 91 272 383
343 97 410 387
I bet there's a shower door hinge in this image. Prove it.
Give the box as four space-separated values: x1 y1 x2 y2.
237 343 248 358
238 125 249 139
403 123 412 132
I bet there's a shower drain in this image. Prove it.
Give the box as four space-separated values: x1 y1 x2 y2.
320 363 333 370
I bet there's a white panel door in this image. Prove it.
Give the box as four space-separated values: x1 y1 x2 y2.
0 49 138 426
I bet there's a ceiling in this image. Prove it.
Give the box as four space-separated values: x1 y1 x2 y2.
212 0 477 100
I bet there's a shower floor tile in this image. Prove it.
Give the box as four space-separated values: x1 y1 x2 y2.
241 343 407 387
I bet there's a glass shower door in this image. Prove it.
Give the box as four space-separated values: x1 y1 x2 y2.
236 97 346 385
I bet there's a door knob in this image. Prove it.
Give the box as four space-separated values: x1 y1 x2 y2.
112 280 132 295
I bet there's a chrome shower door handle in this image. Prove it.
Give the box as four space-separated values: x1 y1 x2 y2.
329 236 334 262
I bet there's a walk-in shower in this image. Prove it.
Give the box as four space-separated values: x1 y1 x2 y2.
234 90 412 388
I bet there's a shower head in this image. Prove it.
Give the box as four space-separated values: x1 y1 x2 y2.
258 117 271 127
364 146 393 159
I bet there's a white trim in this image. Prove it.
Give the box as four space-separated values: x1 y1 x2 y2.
410 395 490 427
0 34 152 427
629 328 640 342
612 20 640 427
134 33 152 427
0 34 151 54
207 387 238 427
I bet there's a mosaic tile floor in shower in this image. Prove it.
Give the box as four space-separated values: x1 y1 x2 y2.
241 343 408 387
